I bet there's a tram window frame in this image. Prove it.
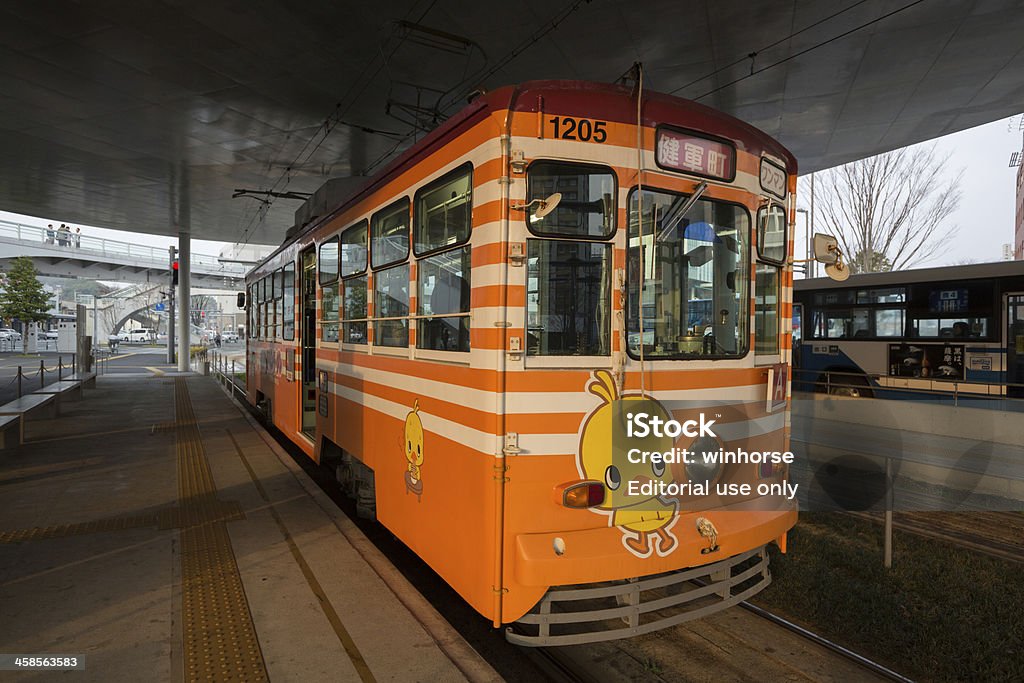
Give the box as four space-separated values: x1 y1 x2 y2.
342 274 368 345
524 160 617 240
526 239 612 357
756 203 787 265
373 262 410 348
341 220 368 278
755 262 780 355
625 185 751 360
414 164 473 257
283 263 295 341
274 268 284 339
417 244 471 353
319 236 339 285
340 221 369 346
371 198 411 270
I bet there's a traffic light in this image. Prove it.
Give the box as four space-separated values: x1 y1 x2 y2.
172 259 179 286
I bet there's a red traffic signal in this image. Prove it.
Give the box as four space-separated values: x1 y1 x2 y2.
172 259 179 286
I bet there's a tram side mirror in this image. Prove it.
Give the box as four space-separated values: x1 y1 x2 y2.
237 291 246 309
812 233 850 282
813 233 840 264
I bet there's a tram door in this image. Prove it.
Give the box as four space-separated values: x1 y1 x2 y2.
301 248 318 436
1008 293 1024 398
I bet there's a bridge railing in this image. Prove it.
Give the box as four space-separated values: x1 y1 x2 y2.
0 218 248 276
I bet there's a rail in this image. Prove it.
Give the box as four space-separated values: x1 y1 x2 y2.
792 366 1024 407
0 218 247 276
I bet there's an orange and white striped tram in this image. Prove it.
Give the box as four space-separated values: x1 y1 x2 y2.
245 79 798 645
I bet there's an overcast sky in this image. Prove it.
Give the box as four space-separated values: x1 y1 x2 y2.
2 115 1022 269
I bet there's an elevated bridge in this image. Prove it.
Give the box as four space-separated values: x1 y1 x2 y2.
0 219 247 289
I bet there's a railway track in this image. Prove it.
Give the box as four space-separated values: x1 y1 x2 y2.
849 510 1024 564
737 600 913 683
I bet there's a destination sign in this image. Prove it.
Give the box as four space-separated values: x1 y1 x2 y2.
655 128 735 181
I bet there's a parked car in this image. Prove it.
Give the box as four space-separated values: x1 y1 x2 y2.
44 330 59 340
0 328 22 341
221 331 239 343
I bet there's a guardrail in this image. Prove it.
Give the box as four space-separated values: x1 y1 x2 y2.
195 348 246 401
0 218 247 276
792 366 1024 408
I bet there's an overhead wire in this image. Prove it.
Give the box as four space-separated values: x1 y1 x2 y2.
691 0 930 102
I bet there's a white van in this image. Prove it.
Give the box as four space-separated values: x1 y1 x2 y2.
127 328 154 343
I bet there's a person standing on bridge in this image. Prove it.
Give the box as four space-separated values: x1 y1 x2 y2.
57 224 70 247
45 224 55 244
73 227 81 248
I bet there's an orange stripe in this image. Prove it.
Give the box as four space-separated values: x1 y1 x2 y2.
473 284 524 309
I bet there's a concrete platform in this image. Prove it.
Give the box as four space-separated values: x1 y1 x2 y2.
0 362 498 682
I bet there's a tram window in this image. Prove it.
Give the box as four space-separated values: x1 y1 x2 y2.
374 263 410 347
342 275 367 344
874 308 905 337
341 221 368 277
274 268 283 338
756 204 786 264
319 236 339 284
415 165 472 256
626 188 749 358
526 161 616 239
372 198 410 269
417 245 470 352
321 282 340 343
283 264 295 341
527 240 611 356
755 263 779 354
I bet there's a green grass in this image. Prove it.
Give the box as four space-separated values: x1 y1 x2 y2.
755 513 1024 682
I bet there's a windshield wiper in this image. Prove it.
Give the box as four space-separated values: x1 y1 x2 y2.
655 181 707 242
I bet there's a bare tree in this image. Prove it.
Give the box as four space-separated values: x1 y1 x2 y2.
804 145 963 273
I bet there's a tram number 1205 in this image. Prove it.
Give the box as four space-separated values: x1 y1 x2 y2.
548 116 607 143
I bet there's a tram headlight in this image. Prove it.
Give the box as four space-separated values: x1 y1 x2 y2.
686 435 723 485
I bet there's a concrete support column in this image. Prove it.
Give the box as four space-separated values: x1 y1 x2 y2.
177 231 191 372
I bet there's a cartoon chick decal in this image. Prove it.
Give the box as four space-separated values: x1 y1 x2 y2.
577 371 679 558
403 399 424 499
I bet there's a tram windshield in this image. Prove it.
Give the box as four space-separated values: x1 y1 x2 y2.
627 188 749 358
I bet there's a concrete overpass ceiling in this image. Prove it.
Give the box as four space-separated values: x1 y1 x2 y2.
0 0 1022 246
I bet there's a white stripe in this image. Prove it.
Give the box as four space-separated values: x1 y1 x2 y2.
332 382 501 456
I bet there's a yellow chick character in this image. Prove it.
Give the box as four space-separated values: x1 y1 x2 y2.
403 399 424 498
578 370 679 557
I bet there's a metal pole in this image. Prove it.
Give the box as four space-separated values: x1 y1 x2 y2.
808 173 816 278
178 232 191 373
168 245 176 364
39 359 45 388
884 457 893 569
58 356 62 381
17 367 22 398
